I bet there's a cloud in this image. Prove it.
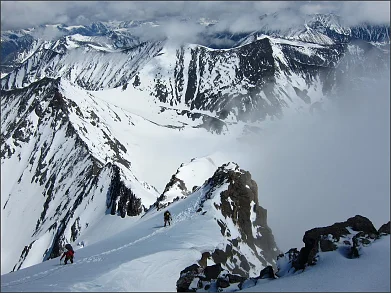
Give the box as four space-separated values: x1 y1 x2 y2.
135 52 389 253
227 66 390 251
1 1 389 35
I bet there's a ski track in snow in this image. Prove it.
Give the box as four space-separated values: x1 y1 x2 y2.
1 227 172 290
1 224 174 289
1 188 206 290
1 265 68 289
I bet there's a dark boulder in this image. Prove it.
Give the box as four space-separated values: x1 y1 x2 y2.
216 277 230 288
378 221 390 235
204 263 222 281
259 265 276 279
176 264 201 292
226 273 246 284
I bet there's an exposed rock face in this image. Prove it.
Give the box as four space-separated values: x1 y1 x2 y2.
295 215 378 269
106 164 143 217
176 264 204 292
276 215 382 275
176 162 280 291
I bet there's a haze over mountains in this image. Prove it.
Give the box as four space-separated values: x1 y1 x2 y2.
1 2 390 291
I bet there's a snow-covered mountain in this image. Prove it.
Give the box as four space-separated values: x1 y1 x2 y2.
2 18 389 126
237 12 390 46
1 12 389 286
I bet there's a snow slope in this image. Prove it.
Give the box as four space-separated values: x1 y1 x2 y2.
1 162 271 292
1 214 389 292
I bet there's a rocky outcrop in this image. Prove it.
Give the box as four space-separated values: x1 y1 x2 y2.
176 263 277 292
294 215 378 269
259 265 276 279
198 163 280 275
155 172 189 211
176 162 280 291
176 263 248 292
11 241 36 272
276 215 383 276
177 215 388 292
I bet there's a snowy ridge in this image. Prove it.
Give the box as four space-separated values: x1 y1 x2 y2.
1 39 163 90
237 12 389 46
2 19 389 127
156 156 218 208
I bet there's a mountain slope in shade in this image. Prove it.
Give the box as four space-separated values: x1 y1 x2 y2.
1 162 280 292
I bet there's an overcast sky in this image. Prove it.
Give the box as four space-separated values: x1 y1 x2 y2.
1 1 390 33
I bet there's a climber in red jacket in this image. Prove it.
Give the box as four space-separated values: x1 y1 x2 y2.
60 244 74 264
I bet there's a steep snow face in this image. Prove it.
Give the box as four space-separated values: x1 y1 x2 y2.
1 78 110 273
114 37 332 127
0 78 163 273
